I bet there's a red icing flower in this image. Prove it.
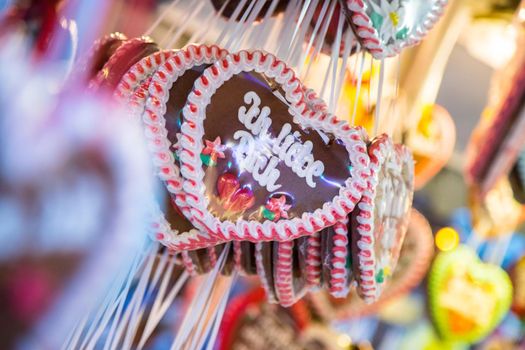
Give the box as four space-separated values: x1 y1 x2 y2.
264 195 291 221
202 136 226 162
217 173 255 213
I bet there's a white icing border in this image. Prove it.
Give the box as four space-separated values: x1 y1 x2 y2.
136 44 229 249
329 218 350 298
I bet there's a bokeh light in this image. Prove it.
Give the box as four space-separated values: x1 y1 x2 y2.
435 227 460 252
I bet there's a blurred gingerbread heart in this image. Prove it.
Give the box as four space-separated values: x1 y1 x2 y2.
509 255 525 320
343 0 448 58
405 104 456 189
428 246 513 344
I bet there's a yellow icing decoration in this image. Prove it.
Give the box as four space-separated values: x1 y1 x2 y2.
389 12 400 28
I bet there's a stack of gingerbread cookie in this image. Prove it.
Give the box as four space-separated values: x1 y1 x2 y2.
82 32 414 307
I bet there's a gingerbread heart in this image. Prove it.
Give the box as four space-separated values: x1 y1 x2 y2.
343 0 448 58
309 209 433 320
428 246 513 344
406 104 456 190
128 45 229 246
351 134 414 303
176 50 370 248
90 36 159 91
75 32 127 83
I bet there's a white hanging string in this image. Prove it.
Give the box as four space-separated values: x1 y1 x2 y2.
229 0 267 52
204 284 232 350
159 10 183 47
288 0 319 67
301 0 336 82
62 313 90 350
328 9 345 113
367 55 373 122
250 0 282 49
388 54 402 139
333 35 355 114
104 248 159 350
275 0 303 59
170 254 228 350
485 233 513 267
289 0 312 48
170 244 230 349
465 229 483 253
216 0 249 46
297 0 329 76
284 0 314 63
183 261 231 350
223 0 257 50
373 59 385 137
351 51 366 126
65 244 152 350
144 0 184 37
188 273 235 350
119 251 175 350
187 0 230 44
319 50 335 101
166 0 207 49
94 261 147 349
63 243 188 350
137 270 190 349
261 11 284 52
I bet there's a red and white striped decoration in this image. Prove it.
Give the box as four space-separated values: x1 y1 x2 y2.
329 218 350 298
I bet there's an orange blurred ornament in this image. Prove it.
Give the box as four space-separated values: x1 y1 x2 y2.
405 104 456 189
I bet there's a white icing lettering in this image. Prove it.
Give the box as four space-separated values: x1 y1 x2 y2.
234 91 325 191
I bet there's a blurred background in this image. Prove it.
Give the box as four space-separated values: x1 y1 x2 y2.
0 0 524 349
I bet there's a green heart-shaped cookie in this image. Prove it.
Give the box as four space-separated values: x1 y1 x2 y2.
428 246 512 344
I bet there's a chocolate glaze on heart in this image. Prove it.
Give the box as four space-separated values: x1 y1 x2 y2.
320 226 334 289
165 64 210 154
202 71 352 221
240 242 257 274
187 249 213 274
293 237 308 293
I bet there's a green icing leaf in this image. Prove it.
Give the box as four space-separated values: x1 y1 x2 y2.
396 27 409 40
376 269 384 283
370 11 384 31
262 207 276 221
200 154 216 167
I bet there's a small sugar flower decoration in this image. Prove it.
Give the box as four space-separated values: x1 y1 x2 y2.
201 136 227 166
263 195 291 221
376 255 392 284
369 0 407 43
